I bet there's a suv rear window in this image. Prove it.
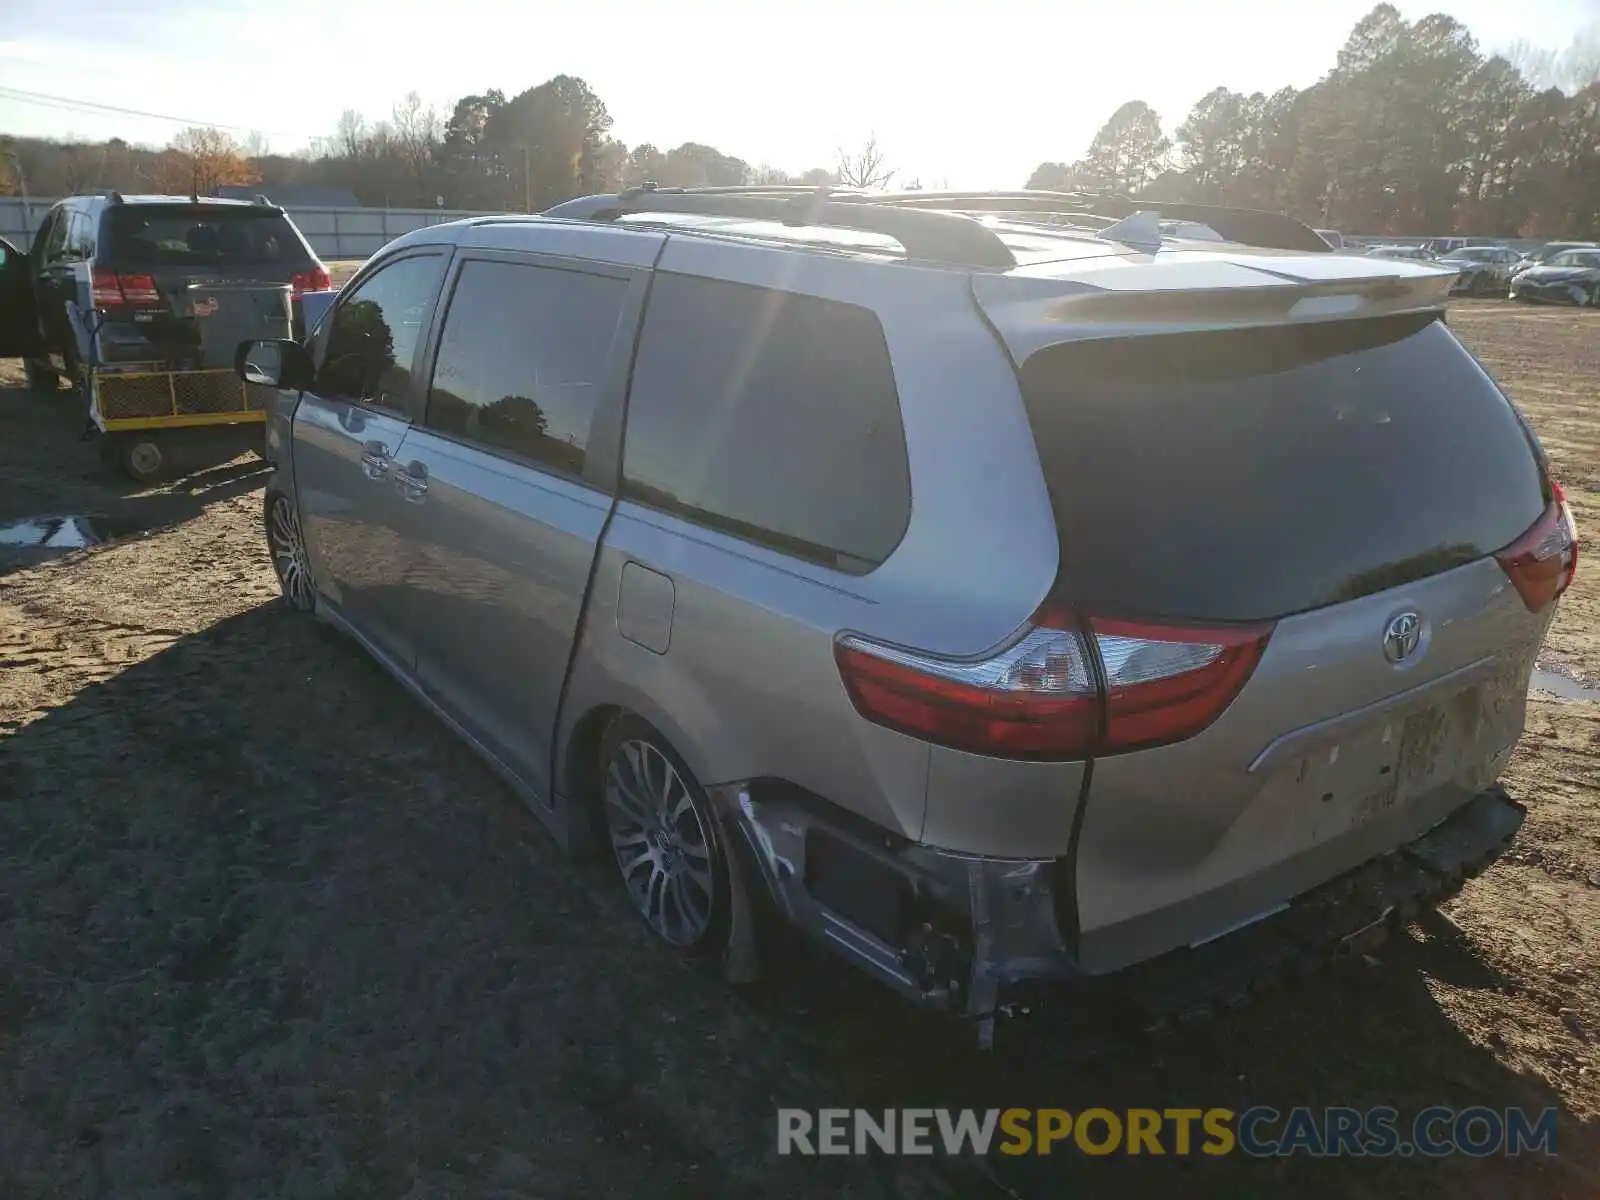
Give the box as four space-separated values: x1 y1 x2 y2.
621 273 910 573
103 206 309 267
1020 315 1547 622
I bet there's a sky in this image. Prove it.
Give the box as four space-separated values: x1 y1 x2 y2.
1 0 1597 189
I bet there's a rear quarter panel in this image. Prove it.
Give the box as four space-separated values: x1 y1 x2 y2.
557 241 1061 840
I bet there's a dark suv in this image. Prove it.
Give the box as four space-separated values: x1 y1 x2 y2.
0 191 329 395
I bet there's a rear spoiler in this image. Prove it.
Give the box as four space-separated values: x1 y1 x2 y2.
871 191 1333 255
972 259 1457 364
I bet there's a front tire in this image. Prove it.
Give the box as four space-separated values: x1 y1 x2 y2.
264 490 315 612
599 717 728 954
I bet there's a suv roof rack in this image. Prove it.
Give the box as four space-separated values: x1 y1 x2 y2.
543 185 1019 270
870 191 1331 254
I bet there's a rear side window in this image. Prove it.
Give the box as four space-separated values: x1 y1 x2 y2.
424 259 627 477
103 206 309 267
622 274 910 573
1020 316 1547 622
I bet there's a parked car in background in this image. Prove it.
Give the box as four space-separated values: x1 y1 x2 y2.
0 192 332 480
1510 241 1599 280
1366 244 1434 261
1436 245 1522 296
233 187 1573 1042
1508 248 1600 306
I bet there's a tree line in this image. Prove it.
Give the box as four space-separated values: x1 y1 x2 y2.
0 77 881 215
1028 5 1600 237
1 5 1595 237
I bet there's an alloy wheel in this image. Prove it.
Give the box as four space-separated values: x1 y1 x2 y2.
267 493 315 611
602 737 718 948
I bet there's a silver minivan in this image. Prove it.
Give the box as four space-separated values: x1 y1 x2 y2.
237 188 1578 1041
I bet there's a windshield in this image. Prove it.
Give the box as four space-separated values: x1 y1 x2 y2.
103 206 309 266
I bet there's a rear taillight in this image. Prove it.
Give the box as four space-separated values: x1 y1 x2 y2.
91 269 161 309
835 603 1098 760
835 605 1274 760
91 268 122 307
1496 483 1579 611
292 266 332 294
1088 618 1274 753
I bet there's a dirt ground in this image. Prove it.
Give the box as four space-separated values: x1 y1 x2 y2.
0 298 1596 1198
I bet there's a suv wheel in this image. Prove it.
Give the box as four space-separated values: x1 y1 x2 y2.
22 358 56 395
265 491 315 611
599 717 726 953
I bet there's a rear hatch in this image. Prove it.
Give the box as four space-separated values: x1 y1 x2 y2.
94 204 325 357
982 270 1576 970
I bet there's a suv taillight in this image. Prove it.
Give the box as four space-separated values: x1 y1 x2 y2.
92 269 161 309
292 266 332 294
1496 482 1579 611
1088 618 1274 753
835 604 1273 760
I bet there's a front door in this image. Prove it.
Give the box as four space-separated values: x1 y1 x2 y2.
291 249 448 672
398 251 647 800
0 237 41 358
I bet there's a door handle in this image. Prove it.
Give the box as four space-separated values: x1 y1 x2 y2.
360 440 390 479
393 461 428 502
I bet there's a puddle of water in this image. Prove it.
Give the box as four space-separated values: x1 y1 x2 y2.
1530 667 1600 702
0 515 148 551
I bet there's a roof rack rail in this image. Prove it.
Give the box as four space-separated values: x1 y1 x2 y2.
253 193 272 206
542 185 1018 270
871 190 1331 254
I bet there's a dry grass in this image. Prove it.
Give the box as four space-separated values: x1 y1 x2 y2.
0 300 1596 1197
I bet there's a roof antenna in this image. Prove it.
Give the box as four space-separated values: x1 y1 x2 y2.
1098 209 1164 252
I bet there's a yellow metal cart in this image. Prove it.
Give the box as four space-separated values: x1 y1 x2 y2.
77 282 289 482
91 365 269 481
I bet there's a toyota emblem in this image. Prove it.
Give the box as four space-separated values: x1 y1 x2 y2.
1383 612 1423 663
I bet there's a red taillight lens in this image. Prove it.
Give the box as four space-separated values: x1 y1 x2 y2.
835 606 1275 760
1089 618 1274 753
835 603 1098 760
118 274 160 305
1496 483 1579 611
292 266 332 294
91 268 123 307
91 270 161 308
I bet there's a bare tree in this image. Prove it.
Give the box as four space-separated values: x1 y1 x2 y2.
835 134 894 189
391 91 442 205
749 163 794 185
1557 23 1600 90
1501 38 1561 89
335 109 369 160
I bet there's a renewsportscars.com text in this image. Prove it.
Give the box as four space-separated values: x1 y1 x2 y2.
776 1106 1558 1158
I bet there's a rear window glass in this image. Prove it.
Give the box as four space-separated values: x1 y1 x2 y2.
621 273 910 573
1019 316 1547 622
104 207 307 266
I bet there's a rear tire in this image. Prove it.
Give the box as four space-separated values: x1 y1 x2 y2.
22 358 56 395
598 716 729 955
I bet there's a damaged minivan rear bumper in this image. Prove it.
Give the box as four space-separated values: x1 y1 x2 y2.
711 781 1524 1026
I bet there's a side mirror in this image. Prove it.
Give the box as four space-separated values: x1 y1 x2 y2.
236 338 313 390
